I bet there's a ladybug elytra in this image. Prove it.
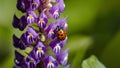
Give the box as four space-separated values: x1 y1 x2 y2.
56 26 66 40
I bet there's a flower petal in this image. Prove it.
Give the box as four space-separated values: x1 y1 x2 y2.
57 49 69 66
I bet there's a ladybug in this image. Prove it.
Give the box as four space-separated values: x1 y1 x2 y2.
56 26 66 40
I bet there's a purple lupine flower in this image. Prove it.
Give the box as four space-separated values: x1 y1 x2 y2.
49 37 67 55
31 0 40 10
45 22 57 39
57 49 69 66
26 50 40 68
12 14 27 31
37 11 48 28
34 42 46 59
44 55 58 68
26 11 37 24
49 0 65 19
13 0 69 68
50 3 60 19
24 27 38 45
57 0 65 12
14 50 27 68
49 38 61 54
13 34 27 50
17 0 30 12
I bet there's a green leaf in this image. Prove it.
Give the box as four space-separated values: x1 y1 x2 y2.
82 55 106 68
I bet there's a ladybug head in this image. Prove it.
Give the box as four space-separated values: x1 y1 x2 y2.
56 26 63 31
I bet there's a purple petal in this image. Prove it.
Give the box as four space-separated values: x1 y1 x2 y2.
17 0 30 12
50 3 59 14
19 16 27 31
26 11 37 24
53 10 60 19
53 43 61 54
57 49 69 66
59 37 67 48
50 3 60 19
14 50 24 65
38 12 48 28
39 11 47 18
14 50 27 68
52 0 65 12
12 14 27 31
21 33 28 45
29 50 40 63
23 27 38 45
44 55 58 68
49 38 62 54
12 14 20 28
13 34 27 50
26 57 37 68
58 0 65 12
31 0 40 10
57 17 68 30
27 27 38 38
45 22 57 39
34 42 46 59
36 42 45 48
25 51 40 68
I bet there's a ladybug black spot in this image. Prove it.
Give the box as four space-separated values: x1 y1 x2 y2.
61 34 63 36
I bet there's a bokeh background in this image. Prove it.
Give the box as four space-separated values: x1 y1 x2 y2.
0 0 120 68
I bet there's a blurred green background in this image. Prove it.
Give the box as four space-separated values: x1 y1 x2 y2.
0 0 120 68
